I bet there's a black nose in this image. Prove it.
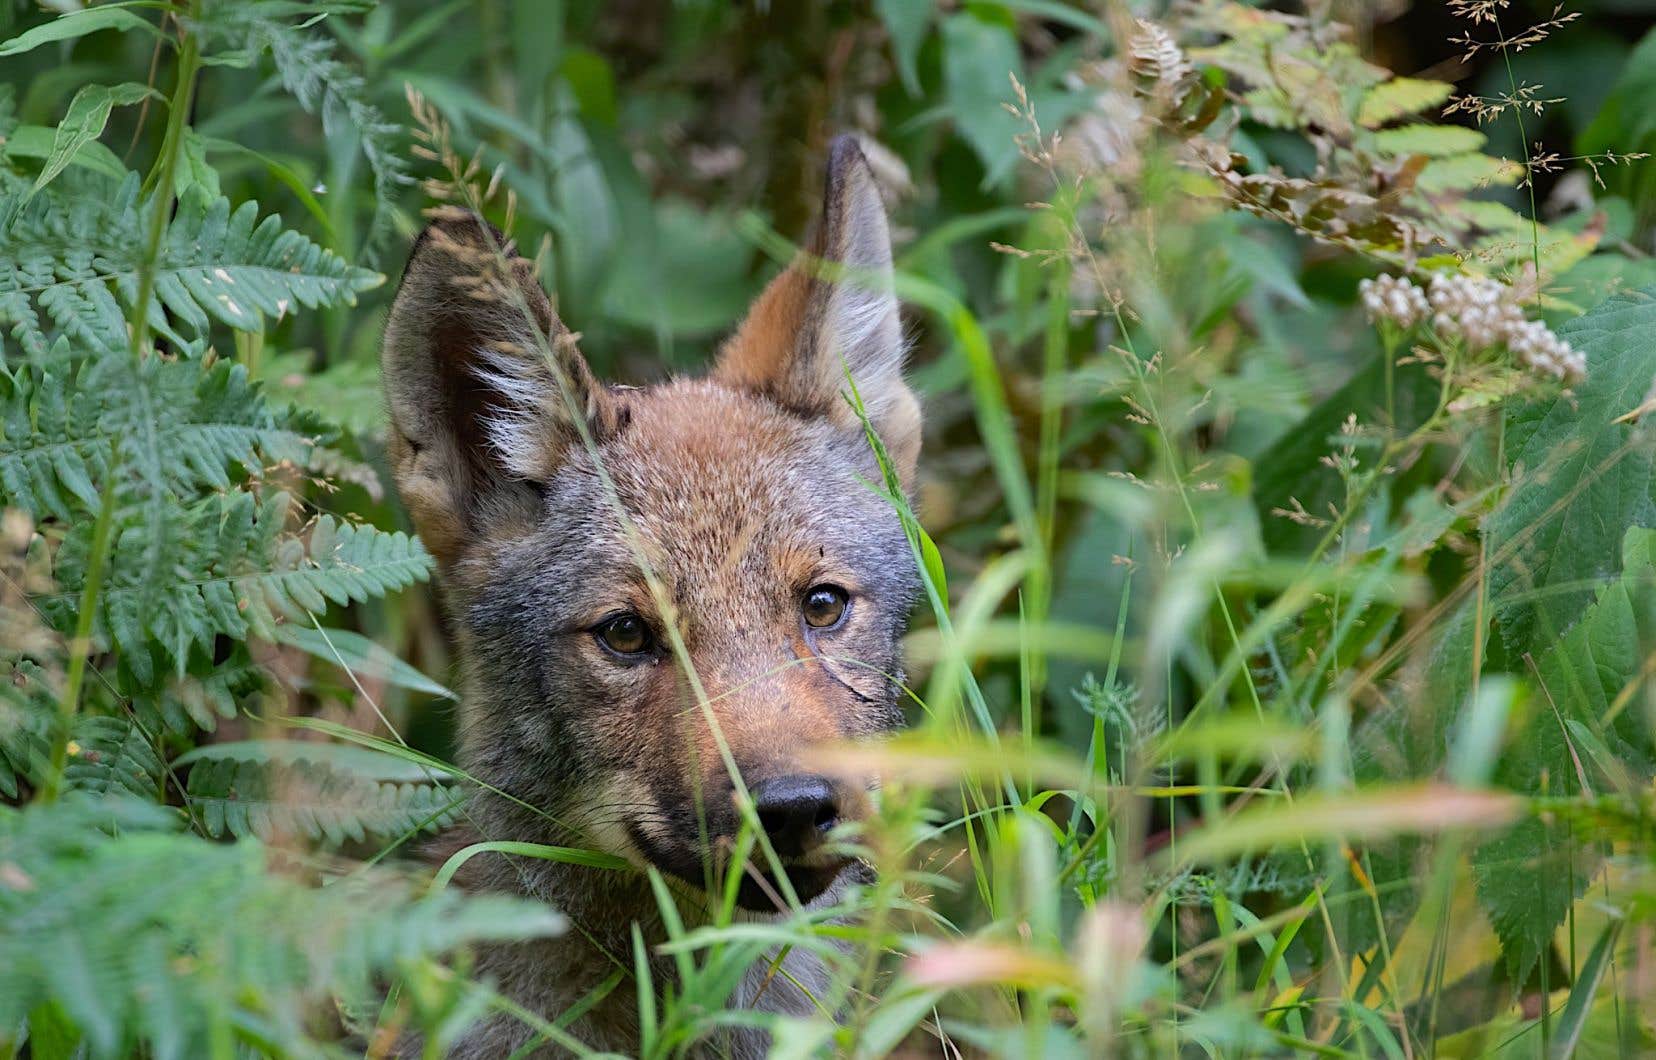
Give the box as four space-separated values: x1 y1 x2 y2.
749 774 839 858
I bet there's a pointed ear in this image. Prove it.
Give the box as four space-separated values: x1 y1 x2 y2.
715 136 921 485
381 208 621 566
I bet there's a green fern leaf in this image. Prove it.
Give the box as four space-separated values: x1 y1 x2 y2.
1372 123 1486 158
0 174 380 357
0 797 562 1058
127 647 268 735
0 659 57 799
193 2 410 258
1356 77 1454 128
62 716 164 802
185 756 463 844
0 358 320 520
40 491 431 684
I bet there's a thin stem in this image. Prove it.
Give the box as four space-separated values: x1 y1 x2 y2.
39 444 121 803
130 1 203 359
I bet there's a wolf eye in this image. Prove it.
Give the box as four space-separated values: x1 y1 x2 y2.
802 585 849 629
595 612 653 656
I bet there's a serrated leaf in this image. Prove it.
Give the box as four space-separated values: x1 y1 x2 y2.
62 717 164 802
1416 152 1523 195
1487 286 1656 655
1357 77 1455 128
174 738 454 784
0 175 382 358
184 756 463 843
0 798 561 1056
1372 123 1486 157
1475 526 1656 981
38 492 432 682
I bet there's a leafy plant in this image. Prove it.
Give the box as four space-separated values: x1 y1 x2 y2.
4 0 1656 1056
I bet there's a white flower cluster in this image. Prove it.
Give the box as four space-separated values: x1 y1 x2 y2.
1504 318 1583 381
1358 274 1429 329
1358 272 1585 382
1426 273 1525 352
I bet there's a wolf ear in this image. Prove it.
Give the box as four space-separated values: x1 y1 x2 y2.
381 208 620 566
715 136 921 484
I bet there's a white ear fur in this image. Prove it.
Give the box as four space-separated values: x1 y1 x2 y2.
380 209 618 562
819 160 907 427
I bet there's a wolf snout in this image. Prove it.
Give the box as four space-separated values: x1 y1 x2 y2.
748 774 840 859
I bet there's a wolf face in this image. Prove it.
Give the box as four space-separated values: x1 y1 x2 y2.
381 138 919 912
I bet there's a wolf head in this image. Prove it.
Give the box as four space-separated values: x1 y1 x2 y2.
381 138 919 910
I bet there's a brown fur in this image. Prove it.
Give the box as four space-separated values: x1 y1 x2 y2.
381 137 919 1056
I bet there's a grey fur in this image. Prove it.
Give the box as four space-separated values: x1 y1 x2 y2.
382 140 921 1056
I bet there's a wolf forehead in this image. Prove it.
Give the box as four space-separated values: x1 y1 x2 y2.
466 377 912 611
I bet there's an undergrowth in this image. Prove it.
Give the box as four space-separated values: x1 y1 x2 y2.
3 1 1656 1057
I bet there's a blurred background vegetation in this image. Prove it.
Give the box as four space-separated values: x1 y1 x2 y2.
6 0 1656 1055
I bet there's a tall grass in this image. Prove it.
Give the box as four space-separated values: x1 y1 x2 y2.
3 1 1656 1057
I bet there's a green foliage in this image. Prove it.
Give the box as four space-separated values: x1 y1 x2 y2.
1488 288 1656 654
1476 521 1656 979
0 796 560 1059
0 174 379 357
191 1 410 257
44 490 430 684
0 4 512 1052
0 358 320 519
183 754 462 842
2 0 1655 1056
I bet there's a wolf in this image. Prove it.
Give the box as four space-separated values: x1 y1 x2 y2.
380 136 921 1056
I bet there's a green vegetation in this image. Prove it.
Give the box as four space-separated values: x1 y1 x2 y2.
4 0 1656 1055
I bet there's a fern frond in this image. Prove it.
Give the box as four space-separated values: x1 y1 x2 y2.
62 716 164 802
185 755 463 844
193 2 410 259
0 174 380 357
0 357 321 520
38 491 432 685
127 647 268 735
0 659 56 800
0 796 562 1058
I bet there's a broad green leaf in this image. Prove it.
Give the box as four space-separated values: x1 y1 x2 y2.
0 8 162 57
31 83 156 196
1474 527 1656 981
273 624 456 701
0 125 127 182
1488 286 1656 654
1416 152 1523 195
941 12 1024 186
1472 817 1594 984
876 0 933 96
